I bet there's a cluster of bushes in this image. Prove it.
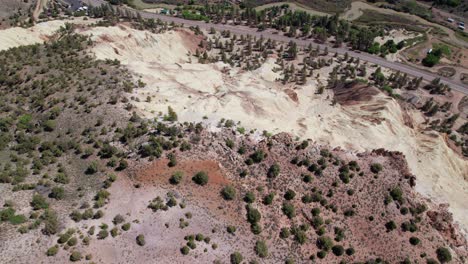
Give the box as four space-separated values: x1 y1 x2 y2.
422 44 451 67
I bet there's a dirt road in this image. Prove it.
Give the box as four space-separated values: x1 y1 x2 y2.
84 0 468 94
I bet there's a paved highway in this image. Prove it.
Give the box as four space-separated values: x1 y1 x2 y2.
84 0 468 94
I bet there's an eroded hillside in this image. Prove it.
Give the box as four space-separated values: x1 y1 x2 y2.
0 16 466 264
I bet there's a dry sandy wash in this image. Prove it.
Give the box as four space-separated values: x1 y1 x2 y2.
0 20 467 235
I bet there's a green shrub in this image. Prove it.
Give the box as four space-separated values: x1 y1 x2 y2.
436 247 452 263
244 191 256 203
97 229 108 240
86 161 99 174
246 205 261 224
221 186 236 200
169 171 183 185
122 223 131 231
49 187 64 200
317 250 327 259
46 245 58 256
263 192 275 205
280 227 290 238
316 236 334 251
282 202 295 219
70 251 82 262
255 240 268 258
227 225 237 234
370 163 383 174
67 237 78 246
113 214 125 225
250 150 265 163
390 187 404 203
385 221 397 232
230 252 243 264
409 237 420 245
267 163 280 178
31 194 49 210
136 234 145 246
284 189 296 200
332 245 344 256
192 171 209 186
181 246 190 255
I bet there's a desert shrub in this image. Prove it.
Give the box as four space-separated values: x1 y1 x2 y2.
42 209 59 235
86 161 99 174
280 227 290 238
49 187 64 200
370 163 383 173
244 191 256 203
409 237 420 245
113 214 125 225
250 150 265 163
390 187 404 203
67 237 78 246
385 221 397 232
267 163 280 178
316 236 334 251
169 171 183 185
54 173 69 184
302 194 312 203
70 251 82 262
227 225 237 234
225 139 235 149
317 250 327 259
303 174 313 183
122 223 131 231
311 216 324 229
255 240 268 258
230 252 243 264
436 247 452 263
263 192 275 205
221 186 236 200
46 245 58 256
181 246 190 255
311 207 321 216
110 227 119 237
292 228 307 244
97 229 108 239
401 221 418 232
31 194 49 210
346 247 355 256
284 189 296 200
332 245 344 256
195 233 204 241
251 222 262 235
117 159 128 170
136 234 145 246
282 202 296 219
246 205 261 224
167 153 177 167
192 171 209 186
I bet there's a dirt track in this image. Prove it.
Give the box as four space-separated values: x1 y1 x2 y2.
83 0 468 94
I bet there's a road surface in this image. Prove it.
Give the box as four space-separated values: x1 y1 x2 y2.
83 0 468 94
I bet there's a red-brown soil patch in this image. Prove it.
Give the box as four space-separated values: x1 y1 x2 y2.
175 28 205 53
134 158 229 185
334 82 380 106
285 88 299 102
